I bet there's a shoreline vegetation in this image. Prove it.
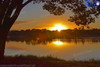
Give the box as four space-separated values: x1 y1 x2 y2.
8 28 100 39
0 55 100 67
7 28 100 44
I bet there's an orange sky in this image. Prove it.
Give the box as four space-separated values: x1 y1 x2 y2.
11 15 78 31
10 3 100 31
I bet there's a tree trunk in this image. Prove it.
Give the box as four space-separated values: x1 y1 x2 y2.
0 27 9 61
0 0 24 61
0 35 6 61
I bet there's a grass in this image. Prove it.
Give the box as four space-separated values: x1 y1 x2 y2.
0 55 100 67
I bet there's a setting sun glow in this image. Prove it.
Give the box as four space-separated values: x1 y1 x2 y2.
50 24 68 31
53 40 64 46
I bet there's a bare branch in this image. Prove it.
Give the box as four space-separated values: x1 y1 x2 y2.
22 0 33 7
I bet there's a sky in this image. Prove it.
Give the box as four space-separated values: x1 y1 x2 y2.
10 2 100 31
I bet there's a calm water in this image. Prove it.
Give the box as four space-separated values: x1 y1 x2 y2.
5 38 100 61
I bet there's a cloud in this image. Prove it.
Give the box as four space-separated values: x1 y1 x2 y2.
10 20 37 30
14 20 34 25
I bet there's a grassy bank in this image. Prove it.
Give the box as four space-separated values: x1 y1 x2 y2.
0 55 100 67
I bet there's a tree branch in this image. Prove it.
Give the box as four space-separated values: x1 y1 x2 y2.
0 0 10 26
3 0 23 23
22 0 33 7
10 8 22 23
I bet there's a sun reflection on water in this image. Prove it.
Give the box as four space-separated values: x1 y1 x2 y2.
52 40 65 46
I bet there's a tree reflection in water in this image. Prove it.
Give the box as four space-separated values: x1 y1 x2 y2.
7 37 100 45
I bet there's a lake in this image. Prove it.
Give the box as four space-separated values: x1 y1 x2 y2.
5 38 100 61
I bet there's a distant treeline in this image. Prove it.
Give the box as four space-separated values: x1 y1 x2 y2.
8 28 100 38
7 28 100 44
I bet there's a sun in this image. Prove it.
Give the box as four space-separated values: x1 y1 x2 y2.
50 24 68 31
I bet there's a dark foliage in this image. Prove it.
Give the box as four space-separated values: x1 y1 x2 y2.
0 55 100 67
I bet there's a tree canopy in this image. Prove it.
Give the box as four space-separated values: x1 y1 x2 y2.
0 0 100 28
40 0 100 27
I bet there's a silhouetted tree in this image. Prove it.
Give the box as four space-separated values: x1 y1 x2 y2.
68 0 100 27
43 0 99 27
0 0 70 61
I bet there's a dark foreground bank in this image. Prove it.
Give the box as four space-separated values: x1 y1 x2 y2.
0 55 100 67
